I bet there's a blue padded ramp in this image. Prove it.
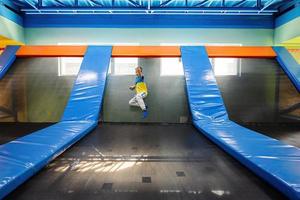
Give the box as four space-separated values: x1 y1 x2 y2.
0 45 20 79
181 46 300 200
273 47 300 92
0 121 96 199
62 46 112 122
0 46 112 199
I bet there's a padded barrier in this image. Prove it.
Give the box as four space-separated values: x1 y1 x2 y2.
273 47 300 92
0 121 96 199
0 45 20 79
62 46 112 121
0 46 112 199
181 46 300 200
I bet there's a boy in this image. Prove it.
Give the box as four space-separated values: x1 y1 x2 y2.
129 66 148 118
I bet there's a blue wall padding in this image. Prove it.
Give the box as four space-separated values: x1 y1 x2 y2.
181 46 300 200
24 14 273 28
62 46 112 122
0 46 112 199
0 46 20 79
273 47 300 92
0 121 96 199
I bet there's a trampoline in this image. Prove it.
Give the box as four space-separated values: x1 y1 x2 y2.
0 123 53 145
6 123 286 200
0 46 299 200
0 57 81 144
210 58 300 148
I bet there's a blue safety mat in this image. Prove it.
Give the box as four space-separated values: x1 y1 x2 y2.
0 46 20 79
273 47 300 92
0 121 96 199
181 46 300 200
0 46 112 199
62 46 112 122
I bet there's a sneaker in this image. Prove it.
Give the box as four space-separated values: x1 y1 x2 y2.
142 110 148 119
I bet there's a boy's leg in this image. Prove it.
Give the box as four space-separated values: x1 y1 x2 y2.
129 95 139 107
136 92 147 110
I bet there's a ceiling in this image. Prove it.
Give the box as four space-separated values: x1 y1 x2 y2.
7 0 296 15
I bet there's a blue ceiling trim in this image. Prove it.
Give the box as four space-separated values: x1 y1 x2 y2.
1 0 20 11
0 4 23 26
11 0 291 15
275 6 300 28
24 14 274 28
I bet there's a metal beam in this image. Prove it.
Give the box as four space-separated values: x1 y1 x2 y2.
222 0 225 7
278 1 297 12
259 0 277 13
38 0 42 7
233 0 246 7
1 0 21 11
22 7 278 11
280 103 300 115
22 6 277 16
257 0 262 8
89 0 104 7
24 0 39 10
127 0 141 7
193 0 209 7
23 12 275 15
159 0 174 7
53 0 66 7
148 0 151 10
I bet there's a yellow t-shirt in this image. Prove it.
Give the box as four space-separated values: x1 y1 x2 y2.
135 76 148 95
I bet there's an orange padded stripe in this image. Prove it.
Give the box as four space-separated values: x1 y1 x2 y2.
112 46 181 57
16 46 87 57
206 46 276 58
15 45 277 58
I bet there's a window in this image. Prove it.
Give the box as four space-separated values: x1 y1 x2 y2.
109 58 138 75
211 58 239 76
160 58 184 76
58 57 82 76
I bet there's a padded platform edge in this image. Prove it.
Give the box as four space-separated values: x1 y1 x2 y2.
62 46 112 122
0 46 20 79
273 47 300 92
181 46 300 200
0 46 112 198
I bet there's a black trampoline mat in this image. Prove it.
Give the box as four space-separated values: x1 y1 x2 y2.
211 58 300 148
6 123 286 200
0 123 54 145
245 124 300 148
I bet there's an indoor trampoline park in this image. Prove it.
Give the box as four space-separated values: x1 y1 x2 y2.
0 1 300 200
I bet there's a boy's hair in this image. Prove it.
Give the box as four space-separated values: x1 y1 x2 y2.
136 66 143 72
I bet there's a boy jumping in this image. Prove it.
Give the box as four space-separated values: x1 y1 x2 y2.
129 66 148 118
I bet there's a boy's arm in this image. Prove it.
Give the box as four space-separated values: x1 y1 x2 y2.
129 85 135 90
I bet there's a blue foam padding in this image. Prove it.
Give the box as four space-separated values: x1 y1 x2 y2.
181 46 300 200
273 47 300 92
0 121 96 199
62 46 112 122
0 46 112 199
0 46 20 79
